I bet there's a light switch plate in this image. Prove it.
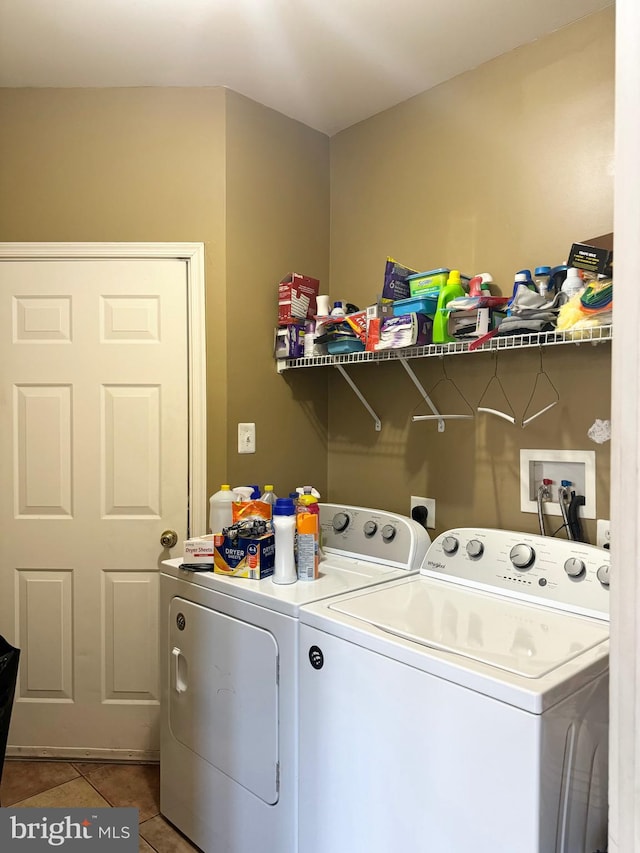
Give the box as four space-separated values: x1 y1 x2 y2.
238 422 256 454
596 519 611 549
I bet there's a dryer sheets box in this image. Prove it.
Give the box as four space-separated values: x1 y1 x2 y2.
183 535 215 567
213 533 275 579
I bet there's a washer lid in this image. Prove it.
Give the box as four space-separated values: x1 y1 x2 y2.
329 577 609 679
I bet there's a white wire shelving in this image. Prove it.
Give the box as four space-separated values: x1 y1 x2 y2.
275 325 612 433
275 325 613 372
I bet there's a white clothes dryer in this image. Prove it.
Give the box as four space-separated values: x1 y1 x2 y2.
159 504 430 853
298 527 610 853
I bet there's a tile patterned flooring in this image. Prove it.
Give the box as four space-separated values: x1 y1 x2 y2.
0 760 201 852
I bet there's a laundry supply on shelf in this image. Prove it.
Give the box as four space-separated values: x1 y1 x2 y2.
382 257 419 301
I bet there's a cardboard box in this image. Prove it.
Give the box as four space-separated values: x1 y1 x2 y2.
213 532 275 579
275 324 305 359
568 242 613 276
182 535 215 567
375 313 433 350
278 273 320 322
447 308 490 339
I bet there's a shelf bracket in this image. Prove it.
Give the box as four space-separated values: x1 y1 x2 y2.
399 358 445 433
335 365 381 431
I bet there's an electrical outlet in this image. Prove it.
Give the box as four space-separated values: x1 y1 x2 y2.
596 519 611 549
410 496 436 529
238 422 256 454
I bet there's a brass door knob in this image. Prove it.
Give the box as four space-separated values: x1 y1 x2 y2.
160 530 178 549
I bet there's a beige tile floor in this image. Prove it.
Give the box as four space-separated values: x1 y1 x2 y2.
0 759 201 852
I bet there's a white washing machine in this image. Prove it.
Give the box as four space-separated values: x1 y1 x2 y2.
159 503 430 853
298 527 610 853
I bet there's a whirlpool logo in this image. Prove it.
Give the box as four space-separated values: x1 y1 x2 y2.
0 808 137 851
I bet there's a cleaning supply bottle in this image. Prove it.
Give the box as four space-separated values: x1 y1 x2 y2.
534 266 551 299
209 484 239 534
561 267 584 297
296 493 320 581
232 486 254 502
549 265 569 295
272 498 297 585
260 485 278 509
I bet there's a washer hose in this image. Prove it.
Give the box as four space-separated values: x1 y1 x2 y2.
568 493 587 543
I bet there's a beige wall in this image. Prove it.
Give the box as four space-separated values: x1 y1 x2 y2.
224 92 330 499
0 7 615 535
0 86 331 508
327 8 614 537
0 87 230 505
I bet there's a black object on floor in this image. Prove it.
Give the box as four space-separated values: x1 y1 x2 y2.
0 636 20 799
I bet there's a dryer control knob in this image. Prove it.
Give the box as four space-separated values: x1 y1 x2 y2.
442 536 459 555
596 564 610 586
564 557 586 578
510 544 535 569
363 520 378 537
466 539 484 559
381 524 396 542
332 512 350 533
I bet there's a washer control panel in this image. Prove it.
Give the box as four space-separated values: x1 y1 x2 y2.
423 528 610 617
319 503 431 570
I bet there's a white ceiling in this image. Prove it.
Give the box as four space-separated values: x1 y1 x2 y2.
0 0 612 136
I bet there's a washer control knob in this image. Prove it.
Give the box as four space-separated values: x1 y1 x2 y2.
466 539 484 559
510 544 535 570
363 520 378 537
332 512 350 533
442 536 459 555
596 564 610 586
381 524 396 543
564 557 586 578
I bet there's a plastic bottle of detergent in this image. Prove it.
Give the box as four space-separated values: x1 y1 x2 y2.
561 267 584 297
209 484 239 534
272 498 297 585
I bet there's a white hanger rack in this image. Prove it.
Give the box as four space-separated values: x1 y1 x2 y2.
276 325 612 432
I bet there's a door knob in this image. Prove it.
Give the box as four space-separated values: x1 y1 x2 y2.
160 530 178 549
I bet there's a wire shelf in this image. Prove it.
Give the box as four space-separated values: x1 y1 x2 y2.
276 325 613 372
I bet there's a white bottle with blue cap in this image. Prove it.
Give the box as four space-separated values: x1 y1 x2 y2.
272 498 297 584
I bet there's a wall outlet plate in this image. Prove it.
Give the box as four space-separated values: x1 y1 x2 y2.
596 519 611 549
410 496 436 529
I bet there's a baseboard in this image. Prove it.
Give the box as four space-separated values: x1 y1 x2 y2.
5 746 159 763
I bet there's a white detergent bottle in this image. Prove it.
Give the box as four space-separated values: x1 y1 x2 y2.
209 484 238 534
272 498 297 585
561 267 584 297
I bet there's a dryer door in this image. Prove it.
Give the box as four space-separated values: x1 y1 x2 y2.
169 596 279 804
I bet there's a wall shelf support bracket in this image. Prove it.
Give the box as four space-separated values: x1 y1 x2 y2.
335 365 382 431
399 358 445 432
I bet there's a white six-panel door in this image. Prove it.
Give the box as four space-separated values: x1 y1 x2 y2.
0 247 205 759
